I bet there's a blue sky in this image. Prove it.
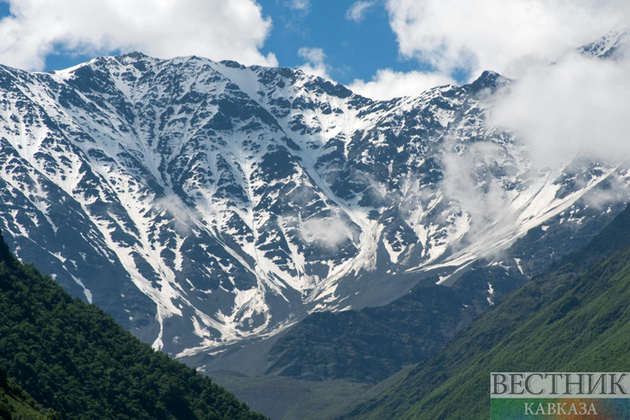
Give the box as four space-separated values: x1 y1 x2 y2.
0 0 425 86
0 0 626 99
256 0 422 84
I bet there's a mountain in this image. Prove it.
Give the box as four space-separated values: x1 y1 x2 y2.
0 229 265 419
0 49 628 367
262 258 525 384
264 279 479 384
208 267 521 419
344 202 630 419
579 29 630 59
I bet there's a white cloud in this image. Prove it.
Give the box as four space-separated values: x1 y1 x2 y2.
440 142 512 232
301 217 352 248
155 194 195 235
490 51 630 168
0 0 277 71
298 47 332 80
349 68 454 99
285 0 310 12
384 0 629 80
346 1 377 23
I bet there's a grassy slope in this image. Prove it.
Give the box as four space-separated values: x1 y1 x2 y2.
0 364 55 419
346 204 630 420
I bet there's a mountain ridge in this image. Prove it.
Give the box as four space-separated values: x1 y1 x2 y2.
0 50 627 367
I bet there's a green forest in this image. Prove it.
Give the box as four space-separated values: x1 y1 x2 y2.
0 362 57 419
0 230 266 420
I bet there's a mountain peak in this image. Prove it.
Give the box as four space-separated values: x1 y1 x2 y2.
220 59 246 69
467 70 510 94
579 29 630 59
0 50 628 370
121 51 150 60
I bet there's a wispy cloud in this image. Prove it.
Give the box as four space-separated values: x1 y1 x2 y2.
298 47 332 80
349 68 454 99
284 0 310 13
0 0 277 71
346 1 377 23
440 141 513 235
301 216 353 249
155 194 195 235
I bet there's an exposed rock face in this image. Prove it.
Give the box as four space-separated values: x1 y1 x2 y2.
0 52 627 364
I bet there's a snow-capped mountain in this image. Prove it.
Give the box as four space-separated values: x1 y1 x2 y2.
579 29 630 59
0 50 628 362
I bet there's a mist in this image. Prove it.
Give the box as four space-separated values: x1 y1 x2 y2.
490 46 630 169
301 216 353 249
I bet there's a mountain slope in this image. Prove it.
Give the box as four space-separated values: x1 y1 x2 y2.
262 258 526 384
0 364 57 420
0 51 627 363
264 280 477 384
265 254 527 383
345 203 630 420
0 230 265 420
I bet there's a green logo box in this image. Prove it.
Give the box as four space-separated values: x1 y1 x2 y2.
491 373 630 419
491 398 629 419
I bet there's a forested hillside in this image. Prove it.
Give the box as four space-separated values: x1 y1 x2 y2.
0 230 265 420
346 205 630 419
0 363 57 419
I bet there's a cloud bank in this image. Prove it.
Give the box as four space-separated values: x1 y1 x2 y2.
491 51 630 168
348 0 630 173
0 0 277 71
384 0 629 80
349 0 629 99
